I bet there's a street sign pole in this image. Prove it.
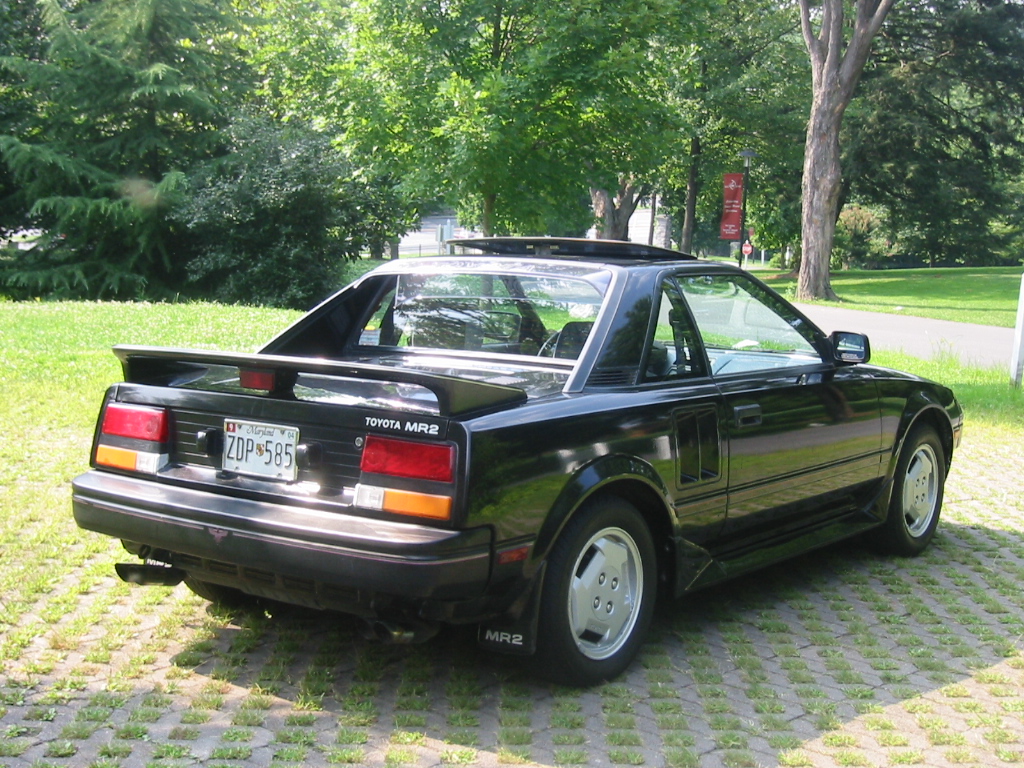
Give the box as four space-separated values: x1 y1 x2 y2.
738 149 757 269
1012 274 1024 388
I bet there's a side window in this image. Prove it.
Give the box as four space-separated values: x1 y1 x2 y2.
678 274 821 376
644 280 707 382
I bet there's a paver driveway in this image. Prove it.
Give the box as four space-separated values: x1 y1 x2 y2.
1 426 1023 768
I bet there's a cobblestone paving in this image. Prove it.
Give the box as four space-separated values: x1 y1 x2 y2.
2 432 1023 768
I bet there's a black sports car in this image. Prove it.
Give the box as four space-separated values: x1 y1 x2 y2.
72 237 962 685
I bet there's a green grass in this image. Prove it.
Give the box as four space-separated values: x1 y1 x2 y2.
871 350 1024 430
0 300 298 457
764 266 1024 327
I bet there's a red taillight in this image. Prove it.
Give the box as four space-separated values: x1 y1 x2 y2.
101 404 169 443
360 436 454 483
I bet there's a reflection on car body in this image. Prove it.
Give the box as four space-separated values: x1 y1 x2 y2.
72 237 962 686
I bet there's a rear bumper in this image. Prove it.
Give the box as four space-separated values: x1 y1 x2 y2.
72 470 493 614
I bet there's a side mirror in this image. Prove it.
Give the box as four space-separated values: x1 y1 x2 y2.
830 331 871 365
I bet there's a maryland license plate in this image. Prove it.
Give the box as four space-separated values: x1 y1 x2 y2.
223 419 299 481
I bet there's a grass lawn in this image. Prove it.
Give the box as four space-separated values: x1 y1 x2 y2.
1 300 1023 768
871 349 1024 432
763 266 1024 327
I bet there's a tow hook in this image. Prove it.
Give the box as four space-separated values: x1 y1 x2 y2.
115 562 186 586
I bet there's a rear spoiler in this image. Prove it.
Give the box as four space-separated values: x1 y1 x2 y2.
113 345 527 418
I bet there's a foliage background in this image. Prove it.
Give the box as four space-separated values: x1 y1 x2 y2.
2 0 1023 308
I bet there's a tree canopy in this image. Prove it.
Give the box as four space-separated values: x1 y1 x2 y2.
843 0 1024 267
2 0 1022 306
328 0 699 236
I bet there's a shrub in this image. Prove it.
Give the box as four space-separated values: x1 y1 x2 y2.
174 117 376 309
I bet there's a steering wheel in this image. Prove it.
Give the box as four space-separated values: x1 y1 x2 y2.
537 330 560 357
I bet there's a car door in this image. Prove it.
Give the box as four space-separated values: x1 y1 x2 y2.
676 272 883 547
640 278 729 549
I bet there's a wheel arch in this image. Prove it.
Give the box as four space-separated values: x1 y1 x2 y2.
873 401 949 556
532 454 677 593
890 401 955 478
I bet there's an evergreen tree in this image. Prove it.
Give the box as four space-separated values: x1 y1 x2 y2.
0 0 250 297
0 0 45 238
844 0 1024 266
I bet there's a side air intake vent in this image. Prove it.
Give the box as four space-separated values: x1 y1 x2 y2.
587 369 636 387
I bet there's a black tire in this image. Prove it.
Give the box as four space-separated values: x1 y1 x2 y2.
532 497 657 686
875 423 946 556
183 577 256 607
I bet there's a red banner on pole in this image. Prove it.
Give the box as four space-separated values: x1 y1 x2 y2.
719 173 744 240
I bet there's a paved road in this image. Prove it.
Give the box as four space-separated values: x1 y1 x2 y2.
794 302 1015 370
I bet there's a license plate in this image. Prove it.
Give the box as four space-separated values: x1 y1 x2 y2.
223 419 299 481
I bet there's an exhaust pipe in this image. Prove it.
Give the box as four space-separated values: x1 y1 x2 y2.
115 562 186 586
359 618 439 645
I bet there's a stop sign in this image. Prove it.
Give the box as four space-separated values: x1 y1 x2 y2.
741 240 753 257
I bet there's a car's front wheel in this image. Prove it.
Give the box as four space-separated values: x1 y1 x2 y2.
533 497 656 686
876 423 946 556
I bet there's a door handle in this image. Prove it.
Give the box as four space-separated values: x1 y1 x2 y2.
733 404 762 428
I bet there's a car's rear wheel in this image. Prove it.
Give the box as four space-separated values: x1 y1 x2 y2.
876 423 945 556
533 497 656 686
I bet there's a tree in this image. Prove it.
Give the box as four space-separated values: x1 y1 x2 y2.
173 117 373 309
843 0 1024 267
591 182 646 241
580 6 697 241
238 0 710 241
235 0 446 245
656 0 809 257
796 0 895 300
317 0 693 236
0 0 46 238
0 0 249 297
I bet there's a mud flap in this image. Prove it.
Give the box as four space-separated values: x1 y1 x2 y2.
476 565 545 656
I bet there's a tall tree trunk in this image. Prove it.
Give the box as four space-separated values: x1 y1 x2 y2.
591 188 613 238
590 177 645 240
796 0 895 301
797 91 843 301
647 193 658 245
482 192 496 236
681 137 700 253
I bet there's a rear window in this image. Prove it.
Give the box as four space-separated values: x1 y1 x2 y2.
357 272 608 359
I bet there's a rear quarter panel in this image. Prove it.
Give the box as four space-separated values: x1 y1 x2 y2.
463 391 682 556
